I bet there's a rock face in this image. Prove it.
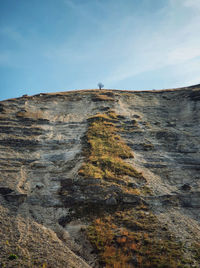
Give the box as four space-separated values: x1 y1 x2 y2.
0 87 200 267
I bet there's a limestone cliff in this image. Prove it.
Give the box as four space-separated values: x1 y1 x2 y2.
0 87 200 267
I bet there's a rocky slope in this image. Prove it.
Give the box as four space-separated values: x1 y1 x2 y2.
0 87 200 267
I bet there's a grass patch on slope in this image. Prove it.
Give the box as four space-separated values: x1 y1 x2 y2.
87 208 192 268
78 111 143 182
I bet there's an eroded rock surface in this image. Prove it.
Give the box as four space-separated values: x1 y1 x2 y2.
0 87 200 267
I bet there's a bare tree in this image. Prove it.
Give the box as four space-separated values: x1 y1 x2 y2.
97 82 104 90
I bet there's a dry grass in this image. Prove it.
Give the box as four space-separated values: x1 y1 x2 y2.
16 110 45 120
192 242 200 262
87 209 191 268
91 92 116 102
92 94 115 102
79 111 143 182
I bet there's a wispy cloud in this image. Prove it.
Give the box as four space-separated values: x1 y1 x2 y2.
0 0 200 100
103 0 200 87
182 0 200 9
63 0 101 26
43 0 200 89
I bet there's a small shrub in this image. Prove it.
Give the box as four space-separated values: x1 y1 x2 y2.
8 254 18 260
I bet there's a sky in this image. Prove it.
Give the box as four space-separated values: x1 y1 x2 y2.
0 0 200 100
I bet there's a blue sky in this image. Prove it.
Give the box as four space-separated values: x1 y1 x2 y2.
0 0 200 100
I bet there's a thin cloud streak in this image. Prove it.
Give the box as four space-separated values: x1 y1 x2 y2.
0 0 200 100
104 0 200 88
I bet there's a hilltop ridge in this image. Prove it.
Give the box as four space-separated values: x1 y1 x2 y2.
2 82 200 102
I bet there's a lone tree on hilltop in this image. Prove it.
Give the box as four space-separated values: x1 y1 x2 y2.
98 82 104 90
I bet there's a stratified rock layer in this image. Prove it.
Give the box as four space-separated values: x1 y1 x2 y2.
0 87 200 267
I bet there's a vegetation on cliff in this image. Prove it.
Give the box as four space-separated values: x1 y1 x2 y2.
87 207 192 268
78 108 192 267
79 110 143 184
